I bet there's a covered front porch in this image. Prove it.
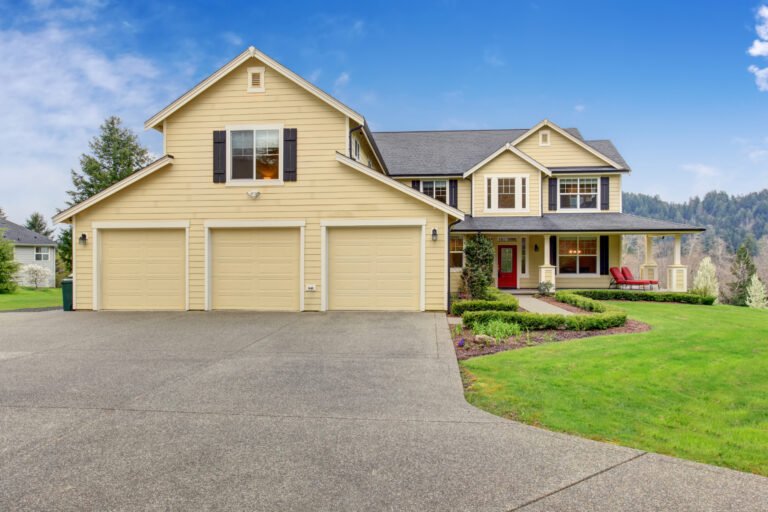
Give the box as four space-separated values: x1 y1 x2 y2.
449 213 705 293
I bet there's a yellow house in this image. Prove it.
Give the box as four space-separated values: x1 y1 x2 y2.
54 46 702 312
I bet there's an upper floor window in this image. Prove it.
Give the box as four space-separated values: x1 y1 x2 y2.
421 180 448 203
353 139 361 161
559 177 598 210
485 175 529 212
247 67 265 93
228 126 282 183
539 130 551 146
35 247 50 261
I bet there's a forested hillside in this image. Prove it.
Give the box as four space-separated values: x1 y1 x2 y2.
623 190 768 252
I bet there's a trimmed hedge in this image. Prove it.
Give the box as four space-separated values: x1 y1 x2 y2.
462 308 627 331
568 289 716 305
451 288 519 315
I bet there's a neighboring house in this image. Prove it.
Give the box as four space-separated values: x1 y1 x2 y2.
53 46 702 312
0 219 57 288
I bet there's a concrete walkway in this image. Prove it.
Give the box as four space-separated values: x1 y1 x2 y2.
0 311 765 510
516 294 573 315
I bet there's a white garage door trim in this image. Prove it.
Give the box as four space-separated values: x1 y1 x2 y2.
92 220 190 311
204 220 306 311
320 218 426 312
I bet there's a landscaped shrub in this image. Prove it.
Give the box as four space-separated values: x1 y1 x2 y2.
473 318 522 340
554 290 608 312
451 287 519 315
461 234 494 299
0 230 20 294
567 289 716 305
462 308 627 332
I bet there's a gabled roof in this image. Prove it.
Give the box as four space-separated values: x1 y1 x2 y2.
462 143 550 178
335 153 464 220
372 126 628 177
0 219 57 246
451 213 704 233
145 47 365 130
53 156 175 223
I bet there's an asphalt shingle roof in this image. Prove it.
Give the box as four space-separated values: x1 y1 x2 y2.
0 219 57 246
371 128 629 177
450 213 704 233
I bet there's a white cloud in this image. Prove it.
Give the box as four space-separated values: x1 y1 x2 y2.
0 19 174 225
681 163 720 177
483 49 505 68
748 39 768 57
574 104 586 113
307 68 322 83
333 71 350 90
221 32 243 47
749 65 768 91
749 149 768 162
757 5 768 40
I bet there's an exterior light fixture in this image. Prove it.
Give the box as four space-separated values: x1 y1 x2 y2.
431 228 438 242
78 233 88 246
247 190 261 199
534 244 539 252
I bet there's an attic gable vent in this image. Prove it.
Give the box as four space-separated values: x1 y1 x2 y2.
247 66 265 93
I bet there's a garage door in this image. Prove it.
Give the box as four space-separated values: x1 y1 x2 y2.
100 229 186 310
210 228 300 311
328 226 420 311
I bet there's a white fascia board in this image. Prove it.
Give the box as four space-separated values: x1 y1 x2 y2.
462 143 550 178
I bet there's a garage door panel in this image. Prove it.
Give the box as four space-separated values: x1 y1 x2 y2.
328 226 420 311
211 228 300 311
100 229 186 311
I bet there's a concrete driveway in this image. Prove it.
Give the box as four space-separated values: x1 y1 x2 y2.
0 311 765 511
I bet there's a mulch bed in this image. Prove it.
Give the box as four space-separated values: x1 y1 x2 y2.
535 295 593 314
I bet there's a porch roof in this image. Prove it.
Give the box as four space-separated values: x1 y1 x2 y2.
450 213 705 234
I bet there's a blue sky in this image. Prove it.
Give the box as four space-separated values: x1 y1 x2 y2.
1 0 768 225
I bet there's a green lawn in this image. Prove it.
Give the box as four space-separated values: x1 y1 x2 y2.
0 287 62 311
461 302 768 476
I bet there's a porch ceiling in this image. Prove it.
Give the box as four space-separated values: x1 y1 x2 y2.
450 213 705 234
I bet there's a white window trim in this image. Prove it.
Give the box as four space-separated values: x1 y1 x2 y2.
353 138 361 161
35 246 50 261
247 66 265 93
449 235 464 272
483 174 531 213
556 235 600 277
558 176 600 212
225 124 284 186
539 129 551 146
519 236 529 278
420 179 449 204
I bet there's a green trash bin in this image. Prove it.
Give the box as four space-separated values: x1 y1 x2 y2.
61 278 73 311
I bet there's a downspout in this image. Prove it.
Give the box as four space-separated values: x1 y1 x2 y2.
348 125 363 159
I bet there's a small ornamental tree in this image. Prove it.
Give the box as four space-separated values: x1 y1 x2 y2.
729 242 757 306
22 264 52 289
0 230 20 293
692 256 719 303
746 274 768 309
461 234 494 299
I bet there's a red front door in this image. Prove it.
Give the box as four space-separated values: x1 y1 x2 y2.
497 245 518 289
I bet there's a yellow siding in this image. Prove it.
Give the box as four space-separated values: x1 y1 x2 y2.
517 127 609 167
457 179 471 213
471 151 541 216
542 175 621 214
73 58 449 311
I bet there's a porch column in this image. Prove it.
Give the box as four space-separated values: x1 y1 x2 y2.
639 235 659 282
539 235 556 291
667 234 688 292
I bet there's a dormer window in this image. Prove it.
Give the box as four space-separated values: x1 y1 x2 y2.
539 130 551 146
247 67 265 93
353 139 361 161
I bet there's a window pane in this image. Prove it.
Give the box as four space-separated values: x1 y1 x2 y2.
560 178 579 194
450 237 463 252
579 256 597 274
521 178 527 209
422 181 434 198
486 178 492 209
580 194 597 209
498 178 516 209
521 238 526 274
434 181 447 203
579 178 598 194
255 129 279 180
559 256 577 274
500 247 513 272
231 130 254 180
578 238 597 255
560 194 578 209
450 252 463 268
559 238 578 256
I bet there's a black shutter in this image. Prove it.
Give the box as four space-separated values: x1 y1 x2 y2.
548 177 557 211
449 180 458 207
213 131 226 183
600 177 609 210
284 128 297 182
599 235 610 275
549 235 557 266
411 180 420 190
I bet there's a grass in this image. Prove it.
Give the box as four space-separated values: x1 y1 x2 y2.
0 287 62 311
461 301 768 476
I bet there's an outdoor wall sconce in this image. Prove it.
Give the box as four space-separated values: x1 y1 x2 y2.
78 233 88 246
431 228 438 242
534 244 539 252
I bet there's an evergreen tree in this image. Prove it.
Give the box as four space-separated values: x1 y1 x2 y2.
461 234 494 299
66 116 151 206
25 212 53 238
728 242 757 306
57 227 73 274
746 274 767 309
0 230 20 293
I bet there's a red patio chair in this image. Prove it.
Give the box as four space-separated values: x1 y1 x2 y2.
610 267 651 290
622 267 658 290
